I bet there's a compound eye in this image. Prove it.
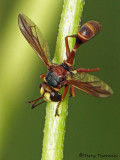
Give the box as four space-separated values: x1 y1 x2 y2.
50 92 61 102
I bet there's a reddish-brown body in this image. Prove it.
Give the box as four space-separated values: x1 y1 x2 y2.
18 14 113 116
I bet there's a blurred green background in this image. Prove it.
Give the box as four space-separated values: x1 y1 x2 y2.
0 0 120 160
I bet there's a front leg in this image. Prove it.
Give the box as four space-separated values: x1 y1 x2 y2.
55 85 69 116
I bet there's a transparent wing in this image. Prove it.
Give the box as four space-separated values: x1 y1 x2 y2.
66 72 113 97
18 13 51 68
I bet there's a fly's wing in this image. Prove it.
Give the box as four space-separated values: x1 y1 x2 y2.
18 13 51 68
66 72 113 97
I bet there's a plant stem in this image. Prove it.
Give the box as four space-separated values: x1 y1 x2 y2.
41 0 85 160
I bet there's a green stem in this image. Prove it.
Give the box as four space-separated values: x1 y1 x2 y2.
41 0 85 160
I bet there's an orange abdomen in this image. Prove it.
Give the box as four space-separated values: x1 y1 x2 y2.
76 21 101 43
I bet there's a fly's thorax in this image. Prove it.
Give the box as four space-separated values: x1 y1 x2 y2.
40 82 61 102
45 70 60 88
45 64 69 88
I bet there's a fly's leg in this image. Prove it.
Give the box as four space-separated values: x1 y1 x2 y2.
55 85 69 116
70 86 76 97
76 68 100 72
